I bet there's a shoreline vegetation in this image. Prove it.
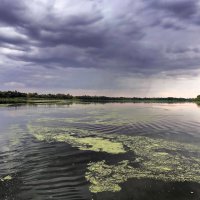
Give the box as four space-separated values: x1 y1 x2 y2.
0 90 199 105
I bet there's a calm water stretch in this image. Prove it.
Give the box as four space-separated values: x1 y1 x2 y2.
0 103 200 200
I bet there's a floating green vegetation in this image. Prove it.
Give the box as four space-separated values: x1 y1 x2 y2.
35 117 82 124
85 160 129 193
0 175 12 182
35 115 123 126
27 122 200 194
86 135 200 193
27 124 125 154
34 109 153 127
54 135 125 154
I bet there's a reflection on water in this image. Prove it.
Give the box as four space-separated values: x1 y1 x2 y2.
0 103 200 200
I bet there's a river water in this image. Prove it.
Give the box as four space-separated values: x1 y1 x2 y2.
0 103 200 200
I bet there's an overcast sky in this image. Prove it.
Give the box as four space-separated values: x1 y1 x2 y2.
0 0 200 97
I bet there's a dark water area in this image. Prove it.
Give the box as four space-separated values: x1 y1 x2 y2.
0 103 200 200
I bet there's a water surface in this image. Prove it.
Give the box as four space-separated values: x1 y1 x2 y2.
0 103 200 200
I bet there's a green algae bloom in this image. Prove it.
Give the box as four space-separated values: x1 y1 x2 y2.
85 160 129 193
86 135 200 193
76 137 125 154
53 134 126 154
0 175 12 182
34 110 153 127
27 124 125 154
27 122 200 194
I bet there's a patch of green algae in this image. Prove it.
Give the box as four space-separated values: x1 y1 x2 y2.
0 175 12 182
85 160 129 193
54 135 125 154
27 125 125 154
27 123 200 194
86 135 200 193
34 110 152 126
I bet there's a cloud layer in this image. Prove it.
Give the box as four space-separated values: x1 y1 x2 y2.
0 0 200 96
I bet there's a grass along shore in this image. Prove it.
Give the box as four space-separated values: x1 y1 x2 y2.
0 91 198 105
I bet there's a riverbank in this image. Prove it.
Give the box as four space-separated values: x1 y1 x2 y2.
0 91 197 105
0 97 197 105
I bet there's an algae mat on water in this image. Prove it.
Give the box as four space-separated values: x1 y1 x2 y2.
27 123 200 193
27 125 125 154
0 175 12 182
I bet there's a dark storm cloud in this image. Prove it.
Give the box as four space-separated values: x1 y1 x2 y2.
1 0 200 79
0 0 105 48
166 46 200 54
0 0 26 25
0 32 28 47
149 0 197 19
147 0 200 27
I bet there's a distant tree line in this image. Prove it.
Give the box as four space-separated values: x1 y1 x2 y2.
0 91 196 102
0 91 27 98
75 95 194 102
0 91 73 99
